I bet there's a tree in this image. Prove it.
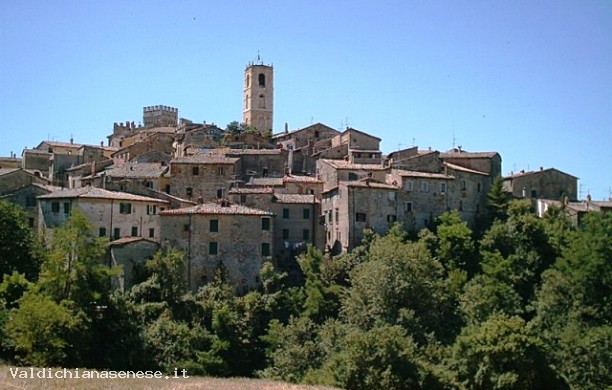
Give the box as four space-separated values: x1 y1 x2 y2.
36 209 112 308
435 211 479 279
7 291 86 366
0 200 42 280
342 229 460 344
449 313 567 389
145 247 187 305
487 175 509 222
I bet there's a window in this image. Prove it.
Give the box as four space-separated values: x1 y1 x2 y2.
147 205 157 215
356 212 367 222
421 181 430 192
261 217 270 231
388 192 396 201
459 201 463 211
531 189 537 198
119 203 132 214
149 228 155 238
282 229 289 239
335 208 339 223
283 208 290 219
303 229 310 240
405 180 414 191
216 189 224 199
387 215 397 222
63 202 71 215
477 182 482 192
258 73 266 87
210 219 219 232
217 166 224 176
440 182 446 194
460 180 466 191
405 202 413 212
186 187 193 197
99 227 107 237
348 172 358 181
183 224 190 232
192 166 199 176
25 196 36 207
259 94 266 109
51 202 60 213
209 242 218 255
261 242 270 256
113 228 120 240
240 194 247 203
131 226 138 236
303 208 310 219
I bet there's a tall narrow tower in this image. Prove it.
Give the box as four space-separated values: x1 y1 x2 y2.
243 60 273 133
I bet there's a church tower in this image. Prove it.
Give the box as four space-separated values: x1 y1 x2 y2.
243 59 273 133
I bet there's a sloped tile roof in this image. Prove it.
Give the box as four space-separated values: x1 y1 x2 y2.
443 162 488 176
38 186 169 203
172 154 240 164
105 163 169 178
160 202 273 216
229 187 275 194
392 169 455 179
283 174 323 184
320 159 389 171
273 193 318 204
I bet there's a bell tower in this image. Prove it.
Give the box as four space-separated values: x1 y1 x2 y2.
243 58 273 133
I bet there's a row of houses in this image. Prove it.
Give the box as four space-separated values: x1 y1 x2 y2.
0 113 589 293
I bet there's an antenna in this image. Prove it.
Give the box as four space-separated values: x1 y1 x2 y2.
412 137 415 147
452 131 456 148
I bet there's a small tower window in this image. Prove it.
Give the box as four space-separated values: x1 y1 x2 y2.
246 74 250 88
258 73 266 87
259 94 266 109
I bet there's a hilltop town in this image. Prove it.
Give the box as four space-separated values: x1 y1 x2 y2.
0 60 605 293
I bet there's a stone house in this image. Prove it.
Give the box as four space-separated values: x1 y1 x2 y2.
387 169 455 233
223 148 288 180
169 153 240 202
272 123 340 154
102 162 170 193
111 132 175 162
160 201 275 293
317 159 390 192
322 179 398 254
66 159 114 189
37 186 168 242
1 182 61 230
536 198 612 225
503 167 578 201
108 237 159 291
174 124 223 157
440 148 502 178
443 162 491 226
0 155 22 169
0 168 49 196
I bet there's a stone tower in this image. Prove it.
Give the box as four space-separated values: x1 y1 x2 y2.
243 60 273 133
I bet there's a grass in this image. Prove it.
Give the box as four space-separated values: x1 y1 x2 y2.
0 366 342 390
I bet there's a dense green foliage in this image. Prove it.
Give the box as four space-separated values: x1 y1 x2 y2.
1 198 610 389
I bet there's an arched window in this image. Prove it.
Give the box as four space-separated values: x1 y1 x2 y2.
246 74 250 88
258 73 266 87
259 94 265 108
245 94 249 109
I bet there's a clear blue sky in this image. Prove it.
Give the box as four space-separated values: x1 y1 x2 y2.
1 0 610 200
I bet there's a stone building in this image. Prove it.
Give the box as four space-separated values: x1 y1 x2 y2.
0 155 22 169
143 105 178 128
1 182 61 230
0 168 49 196
243 61 274 133
272 123 340 154
169 153 240 202
100 162 170 193
108 237 159 291
111 132 175 162
322 180 398 253
503 167 578 201
317 159 390 192
160 201 275 293
38 186 168 242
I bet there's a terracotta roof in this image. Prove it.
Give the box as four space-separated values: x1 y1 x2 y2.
105 163 169 178
229 187 275 194
38 140 84 148
38 186 169 203
344 180 398 189
320 159 389 171
349 149 382 153
160 202 273 216
504 167 578 180
271 123 340 139
0 168 21 176
224 148 283 155
273 193 318 204
283 174 323 184
249 177 284 186
440 150 499 159
443 162 488 176
172 154 240 164
392 169 454 179
109 237 159 246
341 127 382 141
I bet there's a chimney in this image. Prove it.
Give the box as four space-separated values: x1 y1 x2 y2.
70 137 74 144
285 122 288 134
100 141 104 147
